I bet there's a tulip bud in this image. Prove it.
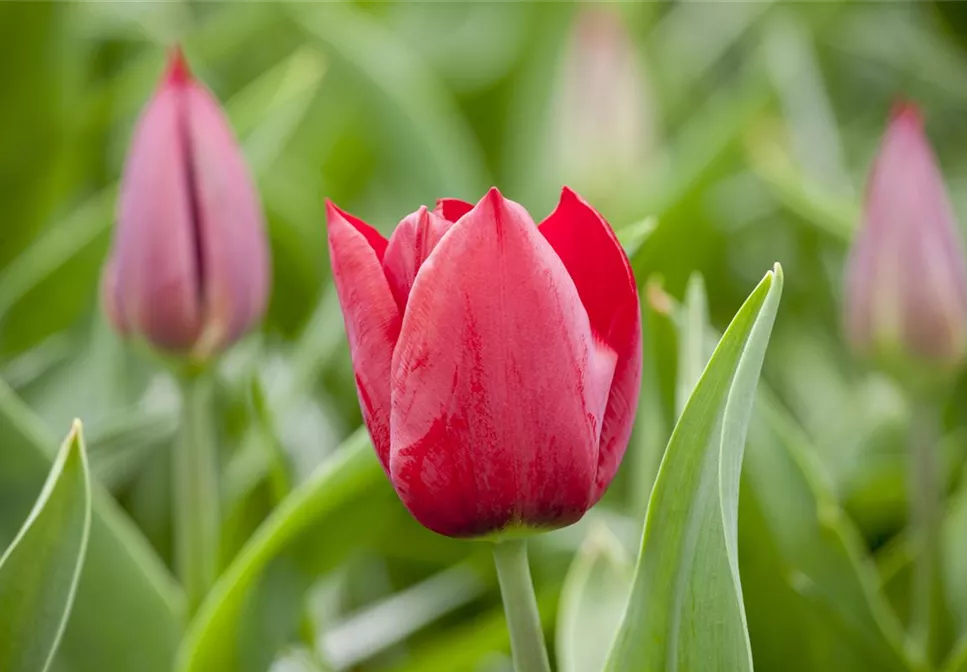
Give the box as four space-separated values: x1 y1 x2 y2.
326 187 642 538
101 48 270 361
844 103 967 370
554 7 655 202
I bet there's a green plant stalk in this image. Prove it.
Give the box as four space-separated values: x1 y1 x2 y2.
909 399 941 663
492 539 551 672
175 372 220 615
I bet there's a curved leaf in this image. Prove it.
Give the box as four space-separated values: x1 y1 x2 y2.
177 428 387 672
0 380 183 672
605 264 783 672
557 524 633 672
0 421 91 672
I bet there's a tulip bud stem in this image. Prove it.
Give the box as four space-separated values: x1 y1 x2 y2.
909 398 943 663
492 539 551 672
174 371 220 615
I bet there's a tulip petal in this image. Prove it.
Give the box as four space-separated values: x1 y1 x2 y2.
182 77 271 356
434 198 474 223
113 78 203 351
540 187 641 502
326 201 401 471
390 188 617 537
382 207 453 310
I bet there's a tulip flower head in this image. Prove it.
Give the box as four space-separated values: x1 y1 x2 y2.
845 103 967 369
101 48 270 361
327 188 642 538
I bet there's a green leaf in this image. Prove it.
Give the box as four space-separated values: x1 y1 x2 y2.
176 427 388 672
676 273 710 419
287 1 489 198
557 524 633 672
740 388 915 672
0 421 91 672
656 282 915 671
0 379 183 672
604 263 784 672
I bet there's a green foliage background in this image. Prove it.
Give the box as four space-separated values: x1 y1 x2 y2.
4 2 967 671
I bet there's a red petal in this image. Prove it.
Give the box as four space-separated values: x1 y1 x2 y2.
182 78 271 356
326 202 401 471
113 81 203 351
540 187 641 502
389 188 617 537
434 198 474 223
382 206 453 310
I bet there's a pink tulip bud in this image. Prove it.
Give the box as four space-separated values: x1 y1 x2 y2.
845 102 967 368
326 188 642 538
101 48 270 360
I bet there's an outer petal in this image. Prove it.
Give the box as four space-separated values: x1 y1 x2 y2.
434 198 474 223
326 201 401 471
182 70 271 356
390 188 617 537
382 206 453 310
540 187 641 503
112 60 202 352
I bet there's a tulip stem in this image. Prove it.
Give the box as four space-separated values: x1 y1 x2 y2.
909 398 942 663
174 371 220 615
492 539 551 672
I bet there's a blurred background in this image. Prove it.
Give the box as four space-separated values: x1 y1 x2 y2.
5 2 967 671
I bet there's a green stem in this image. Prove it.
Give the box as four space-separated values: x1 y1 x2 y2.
174 372 220 615
909 399 941 662
492 539 551 672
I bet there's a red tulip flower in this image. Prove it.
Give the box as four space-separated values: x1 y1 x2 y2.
327 188 641 538
845 102 967 368
102 48 270 360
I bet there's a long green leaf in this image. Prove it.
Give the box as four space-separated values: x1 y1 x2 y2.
0 380 183 672
0 421 91 672
287 1 489 198
177 427 387 672
741 389 915 672
658 282 915 672
605 263 784 672
676 273 710 419
557 524 633 672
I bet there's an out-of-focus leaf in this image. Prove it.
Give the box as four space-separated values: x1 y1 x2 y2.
177 428 388 672
945 638 967 672
322 562 489 669
0 379 183 672
616 216 658 265
394 590 560 672
0 421 90 672
0 3 66 269
624 278 678 516
741 388 915 672
605 264 783 672
676 273 710 418
746 130 857 242
556 525 633 672
288 1 489 198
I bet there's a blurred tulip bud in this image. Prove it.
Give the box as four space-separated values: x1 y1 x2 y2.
326 187 642 538
845 103 967 369
101 48 270 361
554 7 656 202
